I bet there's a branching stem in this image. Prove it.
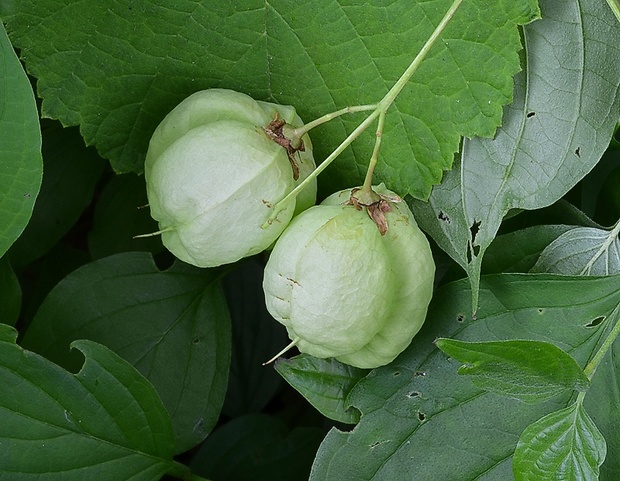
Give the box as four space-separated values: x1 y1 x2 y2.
292 104 378 138
264 0 463 226
361 110 386 194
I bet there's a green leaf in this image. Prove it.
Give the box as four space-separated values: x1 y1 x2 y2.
309 274 620 481
190 413 324 481
513 401 606 481
0 328 177 480
0 21 42 258
21 252 231 453
0 256 21 326
8 122 106 268
221 258 287 417
1 0 538 198
275 354 366 425
88 173 163 260
482 225 574 274
411 0 620 310
435 339 590 403
531 225 620 275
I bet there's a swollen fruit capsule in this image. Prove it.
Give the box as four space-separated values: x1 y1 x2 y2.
144 88 316 267
263 184 435 369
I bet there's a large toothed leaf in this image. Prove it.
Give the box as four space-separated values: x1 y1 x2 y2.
410 0 620 311
0 325 178 480
1 0 538 198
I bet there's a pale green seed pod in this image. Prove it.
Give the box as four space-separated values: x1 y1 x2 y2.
144 88 316 267
263 184 435 369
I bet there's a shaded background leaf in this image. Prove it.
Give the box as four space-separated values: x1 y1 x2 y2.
309 274 620 481
0 256 21 326
1 0 538 199
482 225 575 274
0 21 42 258
190 413 324 481
221 258 287 418
8 121 107 269
20 252 231 453
88 172 163 259
532 225 620 275
0 328 176 480
410 0 620 309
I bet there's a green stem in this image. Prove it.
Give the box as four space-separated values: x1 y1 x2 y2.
292 104 378 138
583 302 620 381
361 110 386 194
264 0 463 225
580 220 620 275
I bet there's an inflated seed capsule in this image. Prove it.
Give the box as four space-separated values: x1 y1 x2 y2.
144 88 316 267
263 184 435 369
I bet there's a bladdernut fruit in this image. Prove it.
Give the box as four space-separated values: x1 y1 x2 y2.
263 184 435 369
144 88 317 267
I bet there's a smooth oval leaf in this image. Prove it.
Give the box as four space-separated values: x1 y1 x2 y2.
0 256 21 326
88 173 163 259
532 225 620 275
221 259 287 417
0 22 42 258
513 401 606 481
8 122 107 268
190 413 324 481
435 338 590 403
275 354 366 425
0 329 176 480
21 252 231 453
309 273 620 481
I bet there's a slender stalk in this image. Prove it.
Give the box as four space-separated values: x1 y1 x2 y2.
264 0 463 225
607 0 620 23
263 337 301 365
361 110 386 194
583 302 620 381
292 104 378 138
263 110 382 227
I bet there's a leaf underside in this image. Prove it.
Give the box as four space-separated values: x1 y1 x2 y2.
532 225 620 275
410 0 620 310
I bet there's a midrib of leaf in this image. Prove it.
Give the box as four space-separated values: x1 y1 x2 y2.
580 222 620 275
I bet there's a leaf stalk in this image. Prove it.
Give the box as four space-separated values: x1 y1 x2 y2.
263 0 463 226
